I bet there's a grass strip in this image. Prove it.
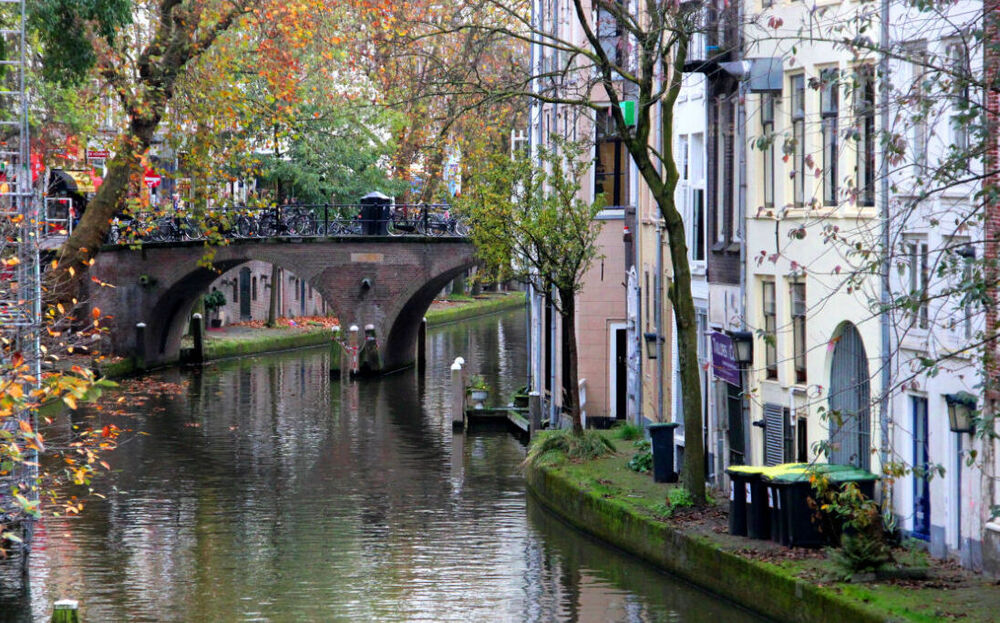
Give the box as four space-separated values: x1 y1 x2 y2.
524 442 999 623
425 292 525 326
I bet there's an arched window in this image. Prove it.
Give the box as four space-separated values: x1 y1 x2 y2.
828 322 871 469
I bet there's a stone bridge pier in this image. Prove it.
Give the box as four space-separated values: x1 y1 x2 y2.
87 237 477 373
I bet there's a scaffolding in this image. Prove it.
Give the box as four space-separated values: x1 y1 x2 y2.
0 0 41 556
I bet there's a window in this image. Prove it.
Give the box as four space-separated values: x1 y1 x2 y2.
763 281 777 379
595 108 629 206
951 116 968 153
855 67 876 207
761 94 776 209
907 238 929 330
252 276 258 301
908 48 929 169
730 102 742 240
954 244 976 339
946 41 970 101
692 188 706 261
232 280 238 303
596 0 623 66
716 97 734 241
796 416 808 462
791 75 806 207
679 135 689 181
791 282 807 383
821 69 839 206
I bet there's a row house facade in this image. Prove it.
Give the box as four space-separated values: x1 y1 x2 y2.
740 0 992 571
525 0 996 574
525 0 672 430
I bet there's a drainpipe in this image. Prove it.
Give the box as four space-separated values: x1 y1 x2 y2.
528 0 543 399
656 223 664 423
878 0 892 492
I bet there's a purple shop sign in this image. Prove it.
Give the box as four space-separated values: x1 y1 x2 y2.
710 332 742 387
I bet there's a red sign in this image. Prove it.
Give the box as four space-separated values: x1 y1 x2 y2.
143 169 161 188
87 149 110 159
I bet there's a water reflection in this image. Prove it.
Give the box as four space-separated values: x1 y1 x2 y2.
1 310 766 622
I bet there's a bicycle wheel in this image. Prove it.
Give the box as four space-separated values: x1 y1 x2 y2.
342 219 363 235
453 221 470 237
386 217 405 237
180 217 200 240
149 218 171 242
426 216 445 237
235 215 256 238
290 213 314 236
258 215 279 238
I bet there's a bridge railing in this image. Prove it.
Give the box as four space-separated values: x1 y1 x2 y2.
105 203 470 244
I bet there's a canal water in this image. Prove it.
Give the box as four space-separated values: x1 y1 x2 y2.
3 309 767 622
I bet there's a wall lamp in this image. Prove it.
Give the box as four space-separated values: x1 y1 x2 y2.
945 391 977 434
643 332 662 359
726 330 754 367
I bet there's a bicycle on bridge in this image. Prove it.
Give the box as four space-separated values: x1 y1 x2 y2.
105 202 469 244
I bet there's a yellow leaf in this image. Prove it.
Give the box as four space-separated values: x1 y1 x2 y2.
63 395 77 410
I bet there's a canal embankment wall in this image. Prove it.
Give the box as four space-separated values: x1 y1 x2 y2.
97 292 525 378
524 462 896 623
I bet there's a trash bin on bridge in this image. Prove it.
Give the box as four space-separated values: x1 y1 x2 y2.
360 191 391 236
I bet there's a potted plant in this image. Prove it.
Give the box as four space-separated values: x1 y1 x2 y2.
467 374 489 410
203 290 227 328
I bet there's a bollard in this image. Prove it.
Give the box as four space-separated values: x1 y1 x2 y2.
190 313 204 364
134 322 147 370
417 317 427 372
51 600 79 623
451 359 465 429
528 391 542 438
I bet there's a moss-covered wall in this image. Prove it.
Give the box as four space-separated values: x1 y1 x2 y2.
525 463 892 623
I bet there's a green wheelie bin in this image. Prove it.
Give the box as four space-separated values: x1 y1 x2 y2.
727 465 770 540
769 463 880 548
761 463 810 546
725 466 751 537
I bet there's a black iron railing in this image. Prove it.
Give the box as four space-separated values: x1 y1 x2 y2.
106 203 469 244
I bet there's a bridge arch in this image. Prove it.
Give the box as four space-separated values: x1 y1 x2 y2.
88 238 477 372
148 256 348 361
382 262 475 371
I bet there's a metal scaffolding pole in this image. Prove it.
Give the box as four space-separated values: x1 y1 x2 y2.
0 0 42 558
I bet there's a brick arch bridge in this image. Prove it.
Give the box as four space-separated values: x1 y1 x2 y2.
87 237 477 372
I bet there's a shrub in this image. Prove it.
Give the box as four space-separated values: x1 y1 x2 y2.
627 440 652 473
612 422 643 441
524 429 615 467
667 487 695 509
813 475 894 580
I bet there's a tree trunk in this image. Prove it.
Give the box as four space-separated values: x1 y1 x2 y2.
267 265 280 327
620 102 706 501
560 288 583 435
664 214 707 501
53 136 147 302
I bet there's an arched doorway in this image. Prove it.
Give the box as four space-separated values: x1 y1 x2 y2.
828 322 871 469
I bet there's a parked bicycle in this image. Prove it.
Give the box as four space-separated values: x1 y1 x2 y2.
415 204 469 237
148 211 199 242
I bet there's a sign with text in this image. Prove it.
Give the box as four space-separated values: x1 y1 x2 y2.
87 149 110 160
710 331 741 387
